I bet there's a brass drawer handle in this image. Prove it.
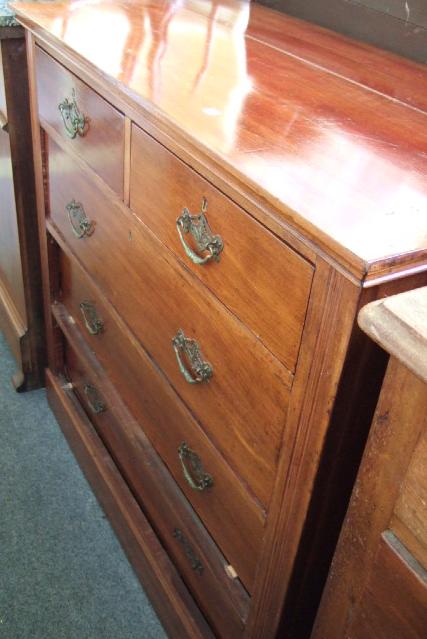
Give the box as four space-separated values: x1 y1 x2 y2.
172 329 213 384
173 528 203 575
83 384 106 414
66 199 94 238
176 197 223 265
58 89 87 139
79 301 104 335
178 442 213 492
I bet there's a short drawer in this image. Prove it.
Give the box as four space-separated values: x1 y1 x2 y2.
48 137 291 509
35 46 124 197
62 337 249 637
56 249 265 592
130 123 313 372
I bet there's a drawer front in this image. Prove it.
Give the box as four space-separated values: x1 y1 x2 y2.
48 137 291 509
63 338 249 637
130 124 313 372
35 46 124 197
57 249 265 591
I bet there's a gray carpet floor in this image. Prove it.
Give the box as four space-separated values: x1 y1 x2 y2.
0 332 167 639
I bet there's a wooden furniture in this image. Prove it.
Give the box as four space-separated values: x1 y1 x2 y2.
13 1 427 636
0 17 44 390
312 287 427 639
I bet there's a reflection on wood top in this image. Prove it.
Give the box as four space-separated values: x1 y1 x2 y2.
13 0 427 279
358 286 427 383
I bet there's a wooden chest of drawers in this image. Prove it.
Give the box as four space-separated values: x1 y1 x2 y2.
14 1 427 637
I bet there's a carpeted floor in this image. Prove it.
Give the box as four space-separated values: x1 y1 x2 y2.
0 332 167 639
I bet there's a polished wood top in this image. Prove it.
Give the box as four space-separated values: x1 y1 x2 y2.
359 286 427 383
13 0 427 279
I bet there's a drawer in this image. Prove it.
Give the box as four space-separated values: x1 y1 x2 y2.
35 46 124 197
56 249 265 591
48 137 291 509
62 337 249 637
130 124 313 372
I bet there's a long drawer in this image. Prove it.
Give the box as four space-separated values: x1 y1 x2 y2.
56 248 265 591
62 334 249 637
48 136 291 509
35 46 124 197
130 123 313 372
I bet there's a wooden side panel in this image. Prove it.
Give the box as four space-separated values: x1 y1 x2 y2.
394 429 427 553
312 360 427 639
0 112 26 322
0 34 45 390
347 532 427 639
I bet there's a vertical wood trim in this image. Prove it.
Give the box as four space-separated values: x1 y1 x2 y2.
123 116 131 207
25 31 57 370
2 35 46 390
246 258 361 638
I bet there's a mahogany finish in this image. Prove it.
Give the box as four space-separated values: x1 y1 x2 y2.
16 1 427 637
34 46 125 197
313 287 427 639
47 136 292 509
62 333 249 638
13 0 427 279
0 31 44 389
130 123 313 372
57 248 265 591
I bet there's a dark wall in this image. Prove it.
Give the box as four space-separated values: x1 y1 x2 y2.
255 0 427 64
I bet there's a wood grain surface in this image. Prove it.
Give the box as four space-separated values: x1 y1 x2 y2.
12 0 427 279
57 248 265 592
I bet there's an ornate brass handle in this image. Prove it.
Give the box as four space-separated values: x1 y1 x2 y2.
83 384 106 414
172 329 212 384
58 89 86 139
79 301 104 335
66 200 93 238
173 528 203 574
176 197 223 265
178 442 213 491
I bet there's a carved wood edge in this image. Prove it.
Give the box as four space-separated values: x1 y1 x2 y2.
358 286 427 383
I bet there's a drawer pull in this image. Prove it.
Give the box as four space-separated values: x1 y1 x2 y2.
172 329 213 384
80 301 104 335
178 442 214 491
176 197 223 265
66 200 94 238
173 528 204 575
83 384 106 414
58 89 87 139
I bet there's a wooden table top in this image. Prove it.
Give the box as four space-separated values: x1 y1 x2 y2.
13 0 427 280
359 286 427 383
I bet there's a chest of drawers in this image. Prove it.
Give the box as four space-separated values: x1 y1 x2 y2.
14 1 427 637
